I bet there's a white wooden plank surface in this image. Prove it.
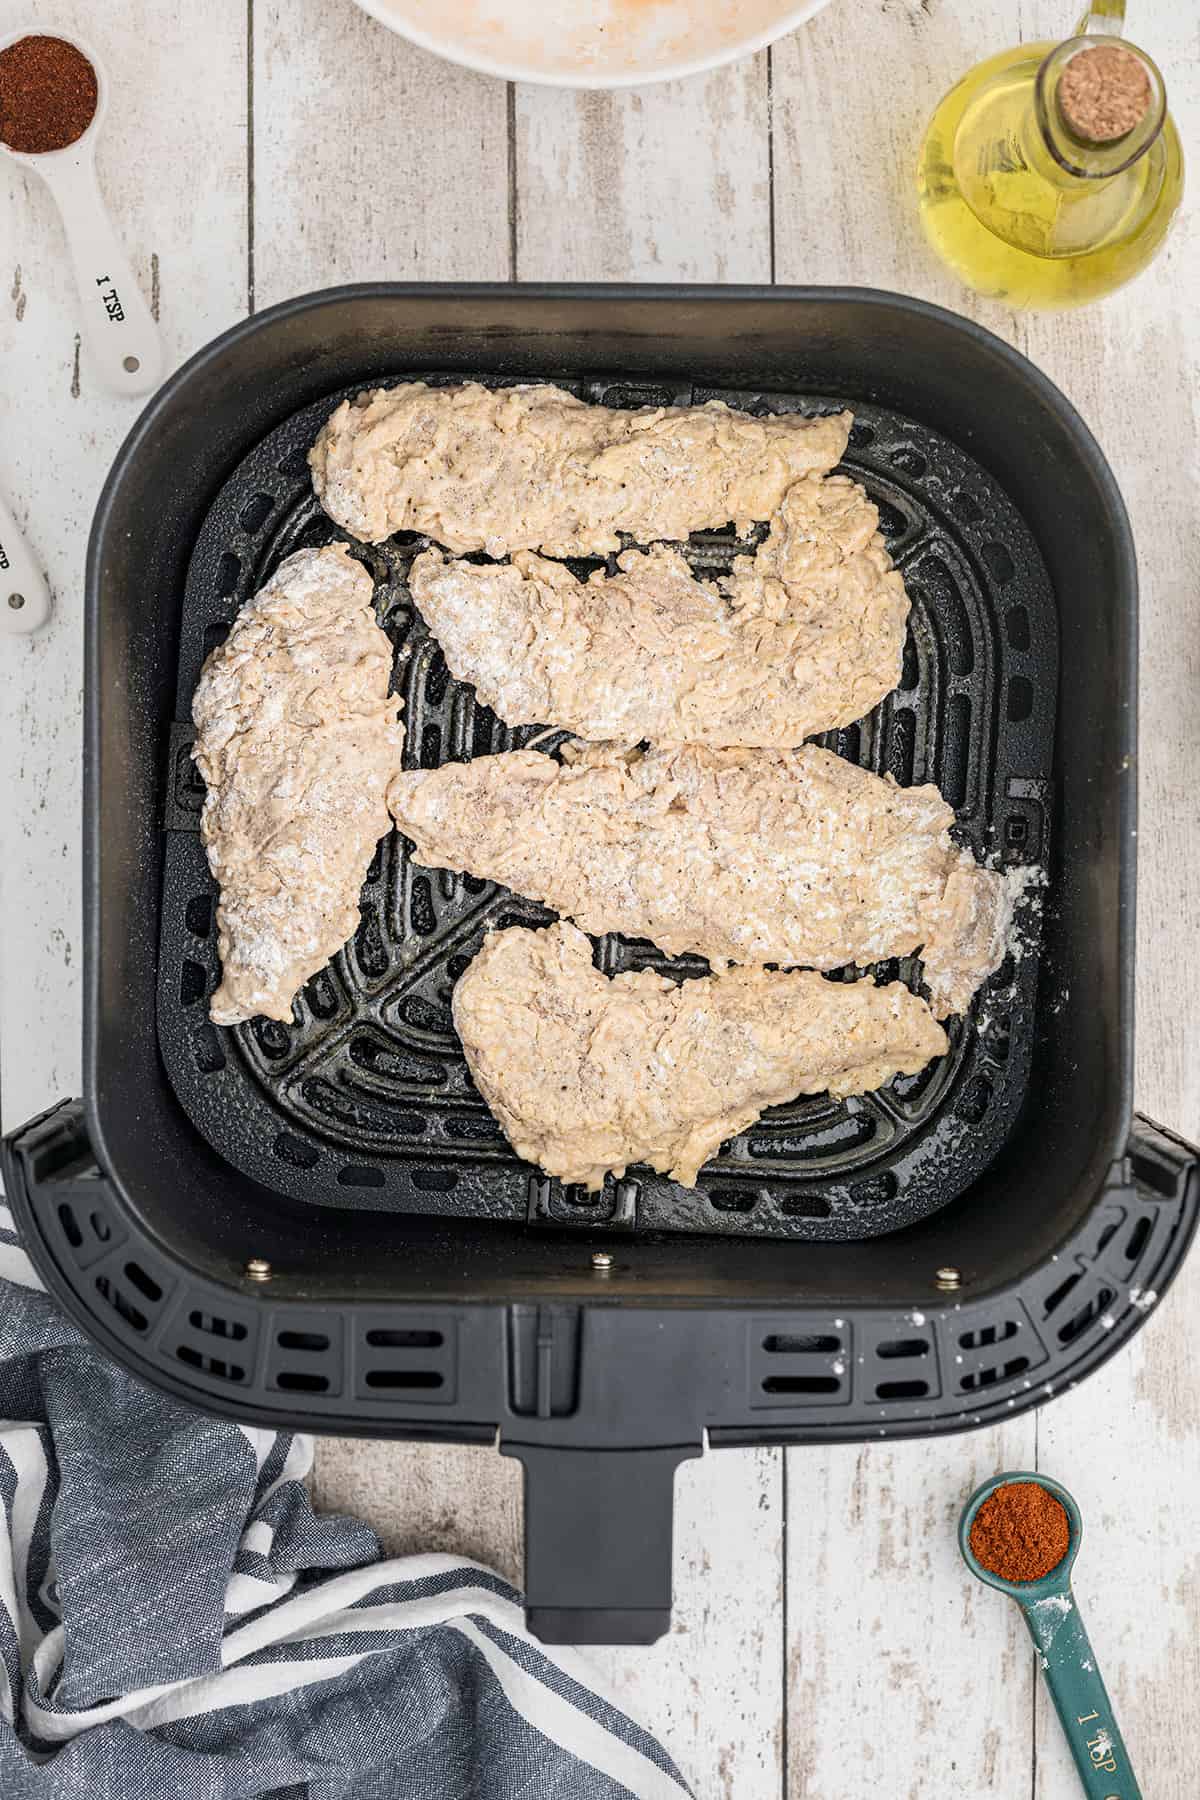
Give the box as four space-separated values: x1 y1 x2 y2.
2 0 1197 1793
514 58 771 283
786 1428 1037 1800
313 1440 524 1582
254 0 510 299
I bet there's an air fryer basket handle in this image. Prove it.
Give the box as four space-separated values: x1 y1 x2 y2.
505 1443 699 1645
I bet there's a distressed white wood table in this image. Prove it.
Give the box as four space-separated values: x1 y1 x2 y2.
2 2 1197 1793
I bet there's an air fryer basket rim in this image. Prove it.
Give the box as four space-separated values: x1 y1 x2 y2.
83 281 1138 1246
86 278 1140 604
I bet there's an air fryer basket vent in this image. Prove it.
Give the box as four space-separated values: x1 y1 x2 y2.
156 376 1056 1242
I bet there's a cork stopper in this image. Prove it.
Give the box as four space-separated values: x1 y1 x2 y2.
1057 45 1153 143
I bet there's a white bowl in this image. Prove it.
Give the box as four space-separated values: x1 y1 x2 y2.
352 0 834 89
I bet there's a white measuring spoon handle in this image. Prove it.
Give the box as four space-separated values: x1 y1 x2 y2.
0 490 51 635
44 154 162 398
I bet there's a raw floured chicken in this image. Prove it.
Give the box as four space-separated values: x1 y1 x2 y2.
389 742 1011 1017
453 922 949 1191
309 380 851 555
407 474 908 747
192 544 403 1025
919 862 1018 1019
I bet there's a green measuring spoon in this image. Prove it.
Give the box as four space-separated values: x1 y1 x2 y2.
959 1472 1142 1799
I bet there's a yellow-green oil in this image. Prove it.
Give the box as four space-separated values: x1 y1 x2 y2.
917 42 1184 309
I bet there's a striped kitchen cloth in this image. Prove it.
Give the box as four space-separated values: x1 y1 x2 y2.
0 1197 691 1799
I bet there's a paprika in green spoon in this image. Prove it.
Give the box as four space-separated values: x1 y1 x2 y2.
960 1473 1142 1799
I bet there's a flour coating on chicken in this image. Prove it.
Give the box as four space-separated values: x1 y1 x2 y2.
453 922 949 1191
310 380 851 555
407 474 907 747
390 742 1008 1016
192 545 403 1025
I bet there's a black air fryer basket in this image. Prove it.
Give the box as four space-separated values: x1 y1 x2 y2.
5 287 1197 1646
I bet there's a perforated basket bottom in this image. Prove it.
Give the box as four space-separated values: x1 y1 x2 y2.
157 375 1057 1241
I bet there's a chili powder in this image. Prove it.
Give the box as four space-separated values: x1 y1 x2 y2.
0 36 98 155
969 1480 1070 1582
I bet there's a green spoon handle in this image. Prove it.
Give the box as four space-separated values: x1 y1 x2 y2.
1019 1592 1141 1799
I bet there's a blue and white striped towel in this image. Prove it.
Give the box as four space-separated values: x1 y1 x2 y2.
0 1197 691 1798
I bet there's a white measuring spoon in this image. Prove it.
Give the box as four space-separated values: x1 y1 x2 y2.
0 28 162 396
0 486 51 635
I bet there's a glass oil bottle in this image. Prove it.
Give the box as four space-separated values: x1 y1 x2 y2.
916 6 1183 308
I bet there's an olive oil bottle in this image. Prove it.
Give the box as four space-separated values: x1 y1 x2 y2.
917 8 1183 309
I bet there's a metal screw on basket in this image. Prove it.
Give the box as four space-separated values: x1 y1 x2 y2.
245 1257 272 1282
7 593 24 610
591 1251 614 1272
936 1266 962 1291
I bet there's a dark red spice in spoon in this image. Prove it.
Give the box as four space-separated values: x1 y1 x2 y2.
969 1480 1070 1582
0 35 97 155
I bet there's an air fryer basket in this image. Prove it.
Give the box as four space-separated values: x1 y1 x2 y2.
4 287 1197 1646
157 380 1055 1241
